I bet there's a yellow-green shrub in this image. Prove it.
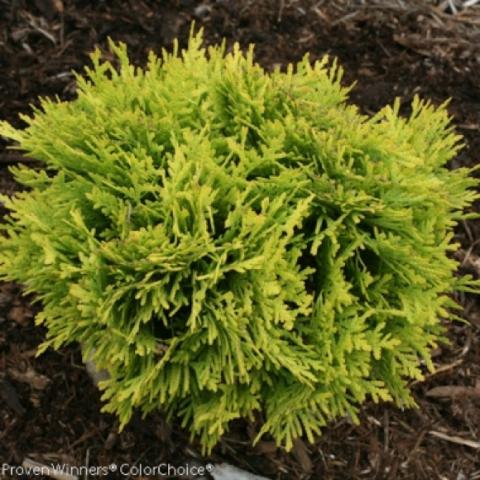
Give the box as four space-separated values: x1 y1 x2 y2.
0 31 478 452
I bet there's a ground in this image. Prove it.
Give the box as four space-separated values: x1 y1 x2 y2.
0 1 480 479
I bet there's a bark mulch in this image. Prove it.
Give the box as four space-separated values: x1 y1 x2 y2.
1 1 480 479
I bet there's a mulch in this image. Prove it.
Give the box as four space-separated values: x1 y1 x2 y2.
1 1 480 479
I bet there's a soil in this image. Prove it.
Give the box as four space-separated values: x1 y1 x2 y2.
1 1 480 479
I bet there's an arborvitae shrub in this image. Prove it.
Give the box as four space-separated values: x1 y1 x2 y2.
0 31 478 452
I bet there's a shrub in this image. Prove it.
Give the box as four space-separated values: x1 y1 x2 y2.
0 30 478 453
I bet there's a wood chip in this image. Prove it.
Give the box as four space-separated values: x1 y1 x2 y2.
429 431 480 449
52 0 64 13
463 0 480 8
8 305 33 326
426 385 480 399
254 441 277 455
456 249 480 276
8 367 51 390
293 439 313 474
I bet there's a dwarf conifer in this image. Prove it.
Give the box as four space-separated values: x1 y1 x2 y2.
0 30 478 452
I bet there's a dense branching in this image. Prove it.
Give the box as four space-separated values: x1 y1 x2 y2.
0 30 478 452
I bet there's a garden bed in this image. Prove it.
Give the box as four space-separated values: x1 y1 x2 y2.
1 1 479 478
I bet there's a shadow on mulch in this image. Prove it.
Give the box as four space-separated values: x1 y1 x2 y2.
1 1 480 479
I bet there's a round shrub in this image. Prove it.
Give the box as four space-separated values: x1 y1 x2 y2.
0 31 478 452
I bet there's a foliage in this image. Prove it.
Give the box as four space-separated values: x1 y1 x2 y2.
0 30 478 452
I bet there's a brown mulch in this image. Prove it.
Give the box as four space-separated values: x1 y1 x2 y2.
1 1 480 479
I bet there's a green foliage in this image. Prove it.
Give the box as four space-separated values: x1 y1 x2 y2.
0 30 478 453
